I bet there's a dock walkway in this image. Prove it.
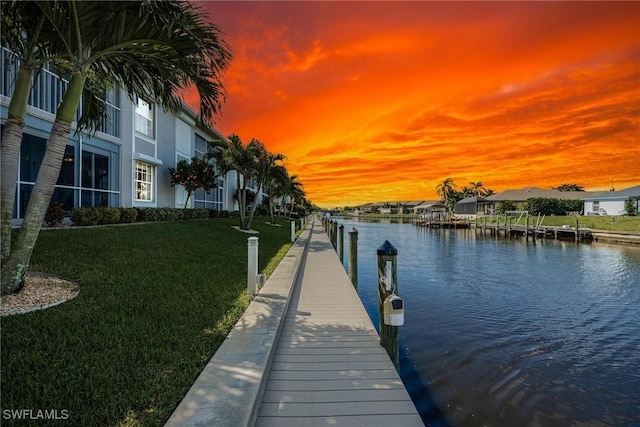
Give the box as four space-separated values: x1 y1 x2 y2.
165 219 422 427
255 224 422 426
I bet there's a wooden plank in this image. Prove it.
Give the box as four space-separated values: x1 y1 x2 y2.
264 379 405 391
259 401 419 417
270 361 395 371
262 389 412 403
273 353 391 363
256 414 424 427
266 369 399 381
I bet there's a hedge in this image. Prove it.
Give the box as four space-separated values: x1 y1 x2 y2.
69 207 230 227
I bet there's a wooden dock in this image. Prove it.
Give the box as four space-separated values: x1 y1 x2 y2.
255 225 422 426
473 223 593 241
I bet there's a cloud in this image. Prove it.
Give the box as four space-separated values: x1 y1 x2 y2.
194 1 640 207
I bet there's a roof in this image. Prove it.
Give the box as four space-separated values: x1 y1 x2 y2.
455 196 487 204
413 201 446 209
582 185 640 201
486 187 604 201
402 200 425 207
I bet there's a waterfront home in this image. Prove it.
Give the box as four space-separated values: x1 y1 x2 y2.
485 187 603 214
401 200 425 214
413 201 446 215
1 47 266 223
582 185 640 216
454 196 490 218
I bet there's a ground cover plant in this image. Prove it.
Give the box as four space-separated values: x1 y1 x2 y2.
1 218 293 426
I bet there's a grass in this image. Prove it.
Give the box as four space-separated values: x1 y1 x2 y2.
1 218 293 426
479 214 640 232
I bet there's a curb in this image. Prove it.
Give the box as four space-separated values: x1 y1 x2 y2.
164 219 314 427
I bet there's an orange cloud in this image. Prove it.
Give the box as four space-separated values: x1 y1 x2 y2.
193 1 640 207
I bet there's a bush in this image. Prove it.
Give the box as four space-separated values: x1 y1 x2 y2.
120 208 138 223
183 208 209 220
44 203 67 227
100 207 121 224
527 198 583 215
71 207 102 226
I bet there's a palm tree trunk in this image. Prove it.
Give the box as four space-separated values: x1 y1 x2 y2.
1 72 84 295
246 184 262 230
1 67 33 264
1 120 71 294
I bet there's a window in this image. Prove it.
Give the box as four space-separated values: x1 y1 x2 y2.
135 161 153 201
593 201 600 211
135 98 154 138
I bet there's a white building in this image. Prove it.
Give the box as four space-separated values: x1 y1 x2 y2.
583 186 640 216
1 47 265 221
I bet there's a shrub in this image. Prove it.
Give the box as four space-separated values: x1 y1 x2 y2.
72 207 102 226
44 203 67 227
527 198 583 215
184 208 209 220
100 207 122 224
120 208 138 223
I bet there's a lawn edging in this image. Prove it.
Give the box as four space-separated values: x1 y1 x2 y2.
164 218 315 427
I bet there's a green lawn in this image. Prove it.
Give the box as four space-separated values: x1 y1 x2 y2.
1 218 293 426
481 214 640 232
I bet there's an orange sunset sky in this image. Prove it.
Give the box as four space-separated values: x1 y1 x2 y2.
185 1 640 208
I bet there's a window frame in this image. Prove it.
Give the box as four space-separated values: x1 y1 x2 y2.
134 97 155 139
135 161 154 202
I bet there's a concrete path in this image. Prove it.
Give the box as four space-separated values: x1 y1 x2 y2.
254 224 422 426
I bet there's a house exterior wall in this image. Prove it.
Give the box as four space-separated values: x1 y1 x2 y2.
584 200 625 216
1 48 237 219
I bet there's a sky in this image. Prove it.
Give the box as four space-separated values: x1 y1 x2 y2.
185 1 640 208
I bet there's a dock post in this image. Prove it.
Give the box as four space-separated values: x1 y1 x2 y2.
525 213 529 241
290 220 296 243
348 227 358 289
331 220 338 249
575 218 579 243
377 240 399 370
338 224 345 261
247 236 259 296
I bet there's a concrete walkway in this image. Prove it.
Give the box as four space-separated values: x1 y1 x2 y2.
165 219 422 426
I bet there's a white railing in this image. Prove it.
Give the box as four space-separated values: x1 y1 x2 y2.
1 46 120 138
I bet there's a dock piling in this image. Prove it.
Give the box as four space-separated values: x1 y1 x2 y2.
377 240 399 370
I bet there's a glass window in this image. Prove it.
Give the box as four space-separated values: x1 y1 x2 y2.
20 134 47 182
135 161 153 201
593 201 600 211
135 98 154 138
57 145 75 186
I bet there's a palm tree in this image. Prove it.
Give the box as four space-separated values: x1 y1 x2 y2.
265 164 289 224
1 1 62 267
249 145 285 230
1 0 231 295
436 177 457 212
285 176 305 219
469 181 486 197
209 135 281 230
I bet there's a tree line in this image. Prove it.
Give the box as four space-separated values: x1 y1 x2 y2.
168 135 310 232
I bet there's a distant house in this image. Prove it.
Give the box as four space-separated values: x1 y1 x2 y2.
582 185 640 216
454 196 489 217
401 200 424 214
413 201 446 215
485 187 603 213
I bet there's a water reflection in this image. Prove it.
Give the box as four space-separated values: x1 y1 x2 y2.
335 218 640 426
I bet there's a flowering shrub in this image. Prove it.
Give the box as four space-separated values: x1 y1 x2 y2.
168 158 218 208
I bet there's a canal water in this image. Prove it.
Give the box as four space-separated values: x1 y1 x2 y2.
335 218 640 427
